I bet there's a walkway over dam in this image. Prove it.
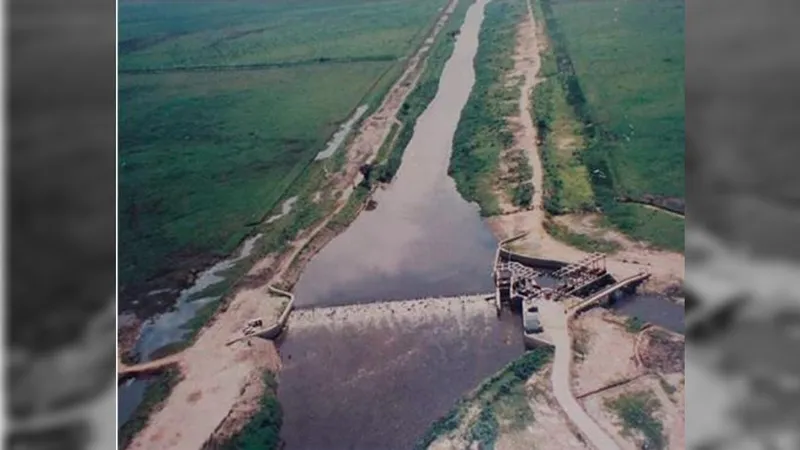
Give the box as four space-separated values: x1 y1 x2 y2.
491 232 648 312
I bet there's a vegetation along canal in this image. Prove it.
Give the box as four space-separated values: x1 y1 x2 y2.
276 0 527 448
292 0 497 308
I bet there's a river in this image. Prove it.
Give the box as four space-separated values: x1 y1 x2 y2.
292 0 496 308
278 297 523 449
278 0 515 448
118 0 683 443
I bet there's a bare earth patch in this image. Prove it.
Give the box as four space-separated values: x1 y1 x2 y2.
571 309 640 397
492 12 543 214
429 365 589 450
581 376 684 450
571 310 685 449
128 290 282 450
638 328 685 374
495 366 589 450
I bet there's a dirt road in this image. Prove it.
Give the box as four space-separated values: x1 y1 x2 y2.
538 301 622 450
488 0 683 292
124 2 462 448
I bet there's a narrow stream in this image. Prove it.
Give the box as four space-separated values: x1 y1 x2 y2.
117 234 262 426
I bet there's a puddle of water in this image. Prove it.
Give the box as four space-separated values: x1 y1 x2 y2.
294 0 495 308
118 377 148 425
265 196 298 224
278 299 523 450
315 104 369 161
611 292 685 334
118 233 262 426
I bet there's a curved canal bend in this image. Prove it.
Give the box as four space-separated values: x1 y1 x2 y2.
277 0 526 448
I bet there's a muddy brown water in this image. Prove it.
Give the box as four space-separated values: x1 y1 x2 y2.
278 298 524 450
292 0 496 308
611 292 685 334
118 0 684 442
278 1 518 448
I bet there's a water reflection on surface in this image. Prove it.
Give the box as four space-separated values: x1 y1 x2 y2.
292 0 496 308
612 293 685 334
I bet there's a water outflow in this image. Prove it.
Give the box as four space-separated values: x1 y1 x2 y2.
294 0 497 308
278 295 524 450
278 3 516 449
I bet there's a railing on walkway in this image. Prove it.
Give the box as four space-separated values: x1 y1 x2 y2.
571 271 651 314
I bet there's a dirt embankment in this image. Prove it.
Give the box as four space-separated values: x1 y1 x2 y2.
571 309 685 450
494 368 590 450
428 364 589 450
123 2 462 448
255 0 461 293
485 0 683 293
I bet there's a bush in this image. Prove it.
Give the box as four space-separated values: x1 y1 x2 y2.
413 406 463 450
508 346 553 381
625 316 646 333
415 347 553 449
605 391 664 449
512 183 533 207
468 407 499 449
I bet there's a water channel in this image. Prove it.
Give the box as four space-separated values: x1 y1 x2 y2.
277 1 518 447
117 0 684 443
118 234 262 425
292 0 497 308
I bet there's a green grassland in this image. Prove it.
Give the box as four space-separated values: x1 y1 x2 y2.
119 0 448 297
549 0 685 200
448 0 525 216
119 0 442 70
533 0 685 251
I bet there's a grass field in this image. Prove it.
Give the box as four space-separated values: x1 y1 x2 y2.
448 0 525 216
533 0 685 251
119 0 448 298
